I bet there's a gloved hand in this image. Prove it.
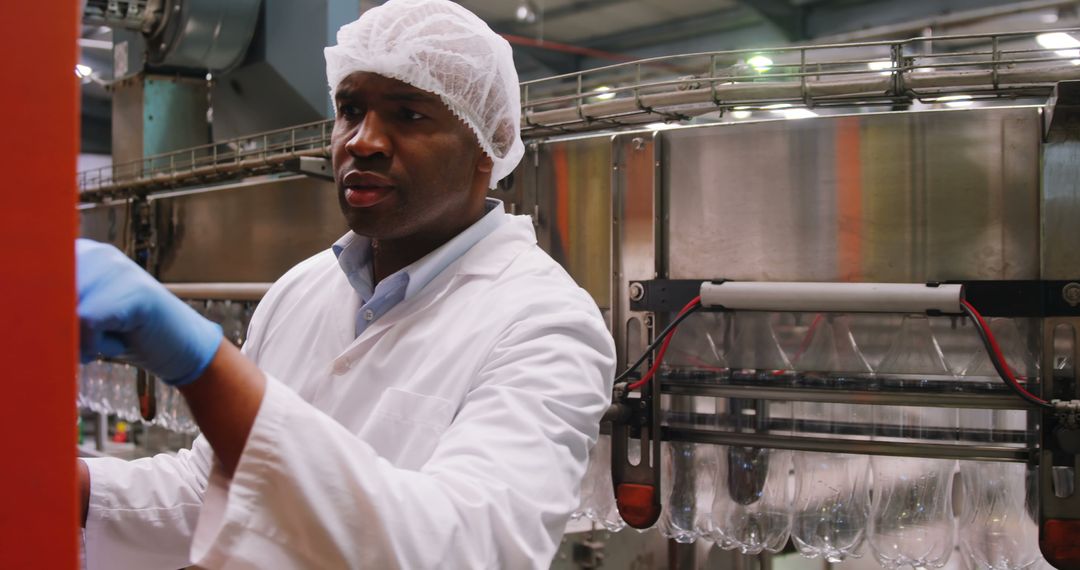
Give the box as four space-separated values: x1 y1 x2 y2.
77 239 223 386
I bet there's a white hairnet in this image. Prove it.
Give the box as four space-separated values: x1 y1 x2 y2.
325 0 524 188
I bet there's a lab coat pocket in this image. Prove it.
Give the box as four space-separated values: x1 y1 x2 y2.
359 387 455 470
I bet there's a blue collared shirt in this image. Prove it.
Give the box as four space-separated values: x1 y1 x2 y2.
332 198 506 337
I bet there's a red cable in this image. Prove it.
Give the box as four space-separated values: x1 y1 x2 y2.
961 299 1047 405
628 296 701 391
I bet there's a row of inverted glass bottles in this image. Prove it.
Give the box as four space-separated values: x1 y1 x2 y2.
573 310 1047 569
76 299 255 435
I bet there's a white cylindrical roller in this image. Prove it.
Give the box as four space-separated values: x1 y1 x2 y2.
698 281 963 314
165 282 271 301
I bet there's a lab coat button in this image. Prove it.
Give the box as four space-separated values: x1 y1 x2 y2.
333 360 351 375
363 309 375 321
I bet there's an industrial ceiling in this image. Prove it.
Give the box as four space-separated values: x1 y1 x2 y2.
77 0 1080 155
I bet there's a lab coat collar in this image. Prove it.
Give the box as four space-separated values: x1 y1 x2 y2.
454 214 538 277
335 213 539 358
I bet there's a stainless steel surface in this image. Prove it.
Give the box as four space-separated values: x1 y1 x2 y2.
78 199 133 250
534 136 613 309
666 427 1031 462
165 283 271 300
520 29 1080 137
612 131 661 369
662 381 1033 409
147 175 344 282
1043 141 1080 280
663 106 1041 282
147 0 260 72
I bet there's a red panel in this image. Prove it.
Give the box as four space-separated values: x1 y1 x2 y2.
0 1 79 568
1042 519 1080 570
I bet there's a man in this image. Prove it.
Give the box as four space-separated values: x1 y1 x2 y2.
76 0 615 567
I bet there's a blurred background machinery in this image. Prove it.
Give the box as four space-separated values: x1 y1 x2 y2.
75 1 1080 568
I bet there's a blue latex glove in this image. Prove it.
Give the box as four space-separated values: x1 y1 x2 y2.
77 239 223 386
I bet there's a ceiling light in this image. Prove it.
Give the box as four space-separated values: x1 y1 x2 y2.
747 55 773 71
774 108 818 119
591 86 615 101
731 110 752 119
1037 32 1080 58
762 103 792 110
933 94 973 108
75 64 93 79
732 106 751 111
868 60 895 76
515 2 537 24
646 122 679 130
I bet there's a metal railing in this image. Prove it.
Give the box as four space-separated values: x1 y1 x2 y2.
520 28 1080 136
78 119 333 202
79 29 1080 200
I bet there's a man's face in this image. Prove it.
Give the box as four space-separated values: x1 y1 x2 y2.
330 72 492 240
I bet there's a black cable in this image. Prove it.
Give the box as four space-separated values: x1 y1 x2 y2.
959 302 1053 409
614 301 702 384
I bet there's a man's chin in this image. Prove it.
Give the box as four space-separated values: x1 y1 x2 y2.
341 209 400 239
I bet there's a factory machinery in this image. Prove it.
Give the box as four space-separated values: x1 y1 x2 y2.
77 7 1080 567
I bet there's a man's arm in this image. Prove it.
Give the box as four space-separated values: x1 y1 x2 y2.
178 341 266 477
75 344 261 531
78 459 89 527
185 306 613 569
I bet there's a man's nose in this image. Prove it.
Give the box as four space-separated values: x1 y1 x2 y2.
345 112 392 158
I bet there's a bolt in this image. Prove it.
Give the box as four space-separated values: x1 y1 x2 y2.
629 282 645 302
1064 282 1080 307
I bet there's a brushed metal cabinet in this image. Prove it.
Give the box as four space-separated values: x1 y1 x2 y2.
149 175 344 283
661 107 1042 282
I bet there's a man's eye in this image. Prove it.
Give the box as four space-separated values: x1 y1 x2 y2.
402 109 425 121
338 104 361 118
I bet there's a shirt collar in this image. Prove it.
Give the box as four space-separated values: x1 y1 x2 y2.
332 198 506 301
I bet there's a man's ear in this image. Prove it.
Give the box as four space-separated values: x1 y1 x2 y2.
476 152 494 174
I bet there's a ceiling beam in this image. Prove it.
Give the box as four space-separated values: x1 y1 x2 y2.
737 0 806 41
491 0 636 35
511 45 582 76
583 6 762 53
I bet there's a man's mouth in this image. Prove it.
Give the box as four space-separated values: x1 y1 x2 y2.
342 171 395 208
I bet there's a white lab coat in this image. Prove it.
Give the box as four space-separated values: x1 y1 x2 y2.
83 214 616 569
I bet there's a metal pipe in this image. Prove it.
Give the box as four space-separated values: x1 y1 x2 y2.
665 427 1031 462
699 281 963 314
662 381 1032 409
165 283 271 301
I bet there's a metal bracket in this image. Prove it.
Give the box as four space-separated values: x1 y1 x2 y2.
283 156 334 181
